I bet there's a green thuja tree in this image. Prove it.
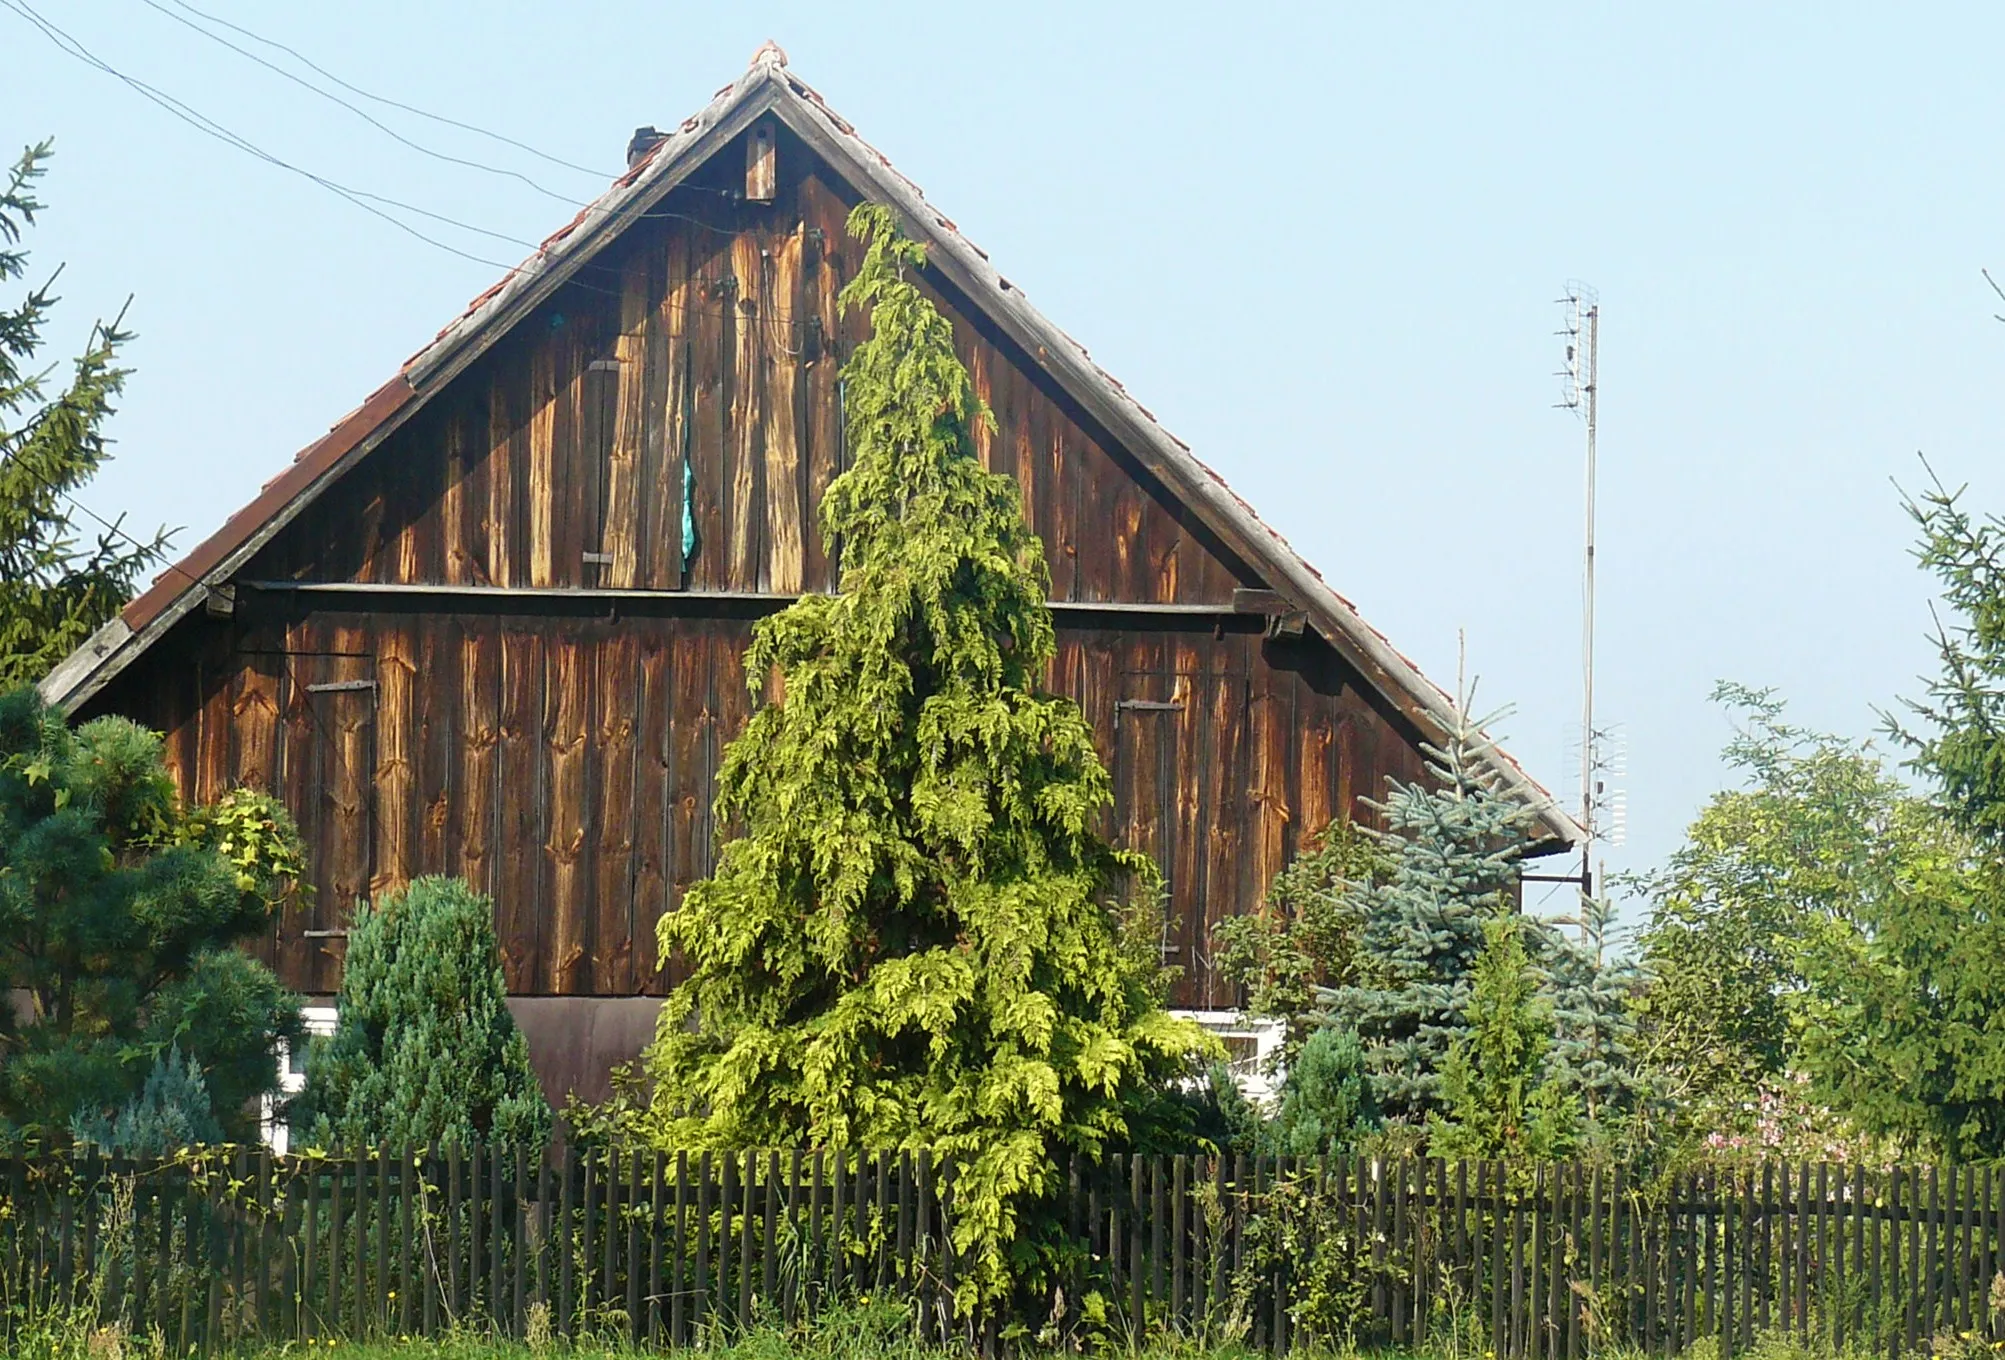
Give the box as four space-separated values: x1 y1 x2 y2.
294 876 550 1152
1 141 170 688
1317 694 1537 1122
1429 906 1577 1161
643 204 1210 1306
0 687 303 1146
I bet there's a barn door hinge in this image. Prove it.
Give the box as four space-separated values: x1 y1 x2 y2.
1116 699 1183 712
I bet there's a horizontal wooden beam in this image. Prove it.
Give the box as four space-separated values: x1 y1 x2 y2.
241 580 1270 620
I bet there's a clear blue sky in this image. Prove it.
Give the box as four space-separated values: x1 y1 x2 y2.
10 2 2005 923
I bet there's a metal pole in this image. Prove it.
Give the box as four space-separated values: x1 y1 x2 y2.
1579 303 1599 923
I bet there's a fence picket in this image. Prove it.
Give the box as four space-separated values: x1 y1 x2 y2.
2 1148 2003 1356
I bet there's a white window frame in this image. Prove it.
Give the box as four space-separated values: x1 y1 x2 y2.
1170 1008 1286 1107
262 1006 337 1154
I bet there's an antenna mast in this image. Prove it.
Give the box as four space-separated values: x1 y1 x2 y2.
1557 285 1600 929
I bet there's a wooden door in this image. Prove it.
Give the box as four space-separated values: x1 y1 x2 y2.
279 659 378 994
1115 669 1249 1008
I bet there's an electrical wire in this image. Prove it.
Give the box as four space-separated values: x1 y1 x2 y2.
165 0 617 181
2 0 520 270
7 0 830 340
136 0 590 205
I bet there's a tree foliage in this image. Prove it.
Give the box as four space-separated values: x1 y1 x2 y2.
1270 1025 1377 1157
72 1046 221 1156
1212 818 1383 1061
0 687 300 1146
1635 679 2005 1159
295 876 550 1153
0 141 169 689
642 204 1209 1305
1316 696 1535 1123
1891 468 2005 848
1430 906 1577 1161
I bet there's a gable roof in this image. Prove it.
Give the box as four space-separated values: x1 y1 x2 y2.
39 45 1583 853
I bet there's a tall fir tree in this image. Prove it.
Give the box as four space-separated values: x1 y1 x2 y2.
293 876 550 1152
1316 693 1537 1122
643 204 1208 1304
0 142 169 687
1428 905 1577 1161
0 687 303 1146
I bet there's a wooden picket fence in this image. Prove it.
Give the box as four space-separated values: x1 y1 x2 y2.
3 1151 2004 1356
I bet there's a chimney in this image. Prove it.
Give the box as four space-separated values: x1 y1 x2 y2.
626 126 667 168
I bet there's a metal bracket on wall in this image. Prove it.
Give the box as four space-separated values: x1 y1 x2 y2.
304 679 378 694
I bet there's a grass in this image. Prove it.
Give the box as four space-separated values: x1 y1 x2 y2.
16 1296 1991 1360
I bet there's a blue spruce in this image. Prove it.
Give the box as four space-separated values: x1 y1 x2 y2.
1316 693 1537 1123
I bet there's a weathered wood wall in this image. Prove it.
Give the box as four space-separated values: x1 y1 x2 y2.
252 126 1242 609
83 122 1436 1012
95 604 1425 1009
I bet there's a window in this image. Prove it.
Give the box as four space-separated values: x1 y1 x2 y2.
262 1006 337 1154
1169 1008 1285 1106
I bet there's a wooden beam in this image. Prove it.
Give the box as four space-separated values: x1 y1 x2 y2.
240 579 1263 620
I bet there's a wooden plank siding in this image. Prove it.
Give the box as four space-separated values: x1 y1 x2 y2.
92 607 1428 1007
79 124 1439 1012
250 131 1245 610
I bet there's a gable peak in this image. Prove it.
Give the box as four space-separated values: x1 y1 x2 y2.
749 40 789 70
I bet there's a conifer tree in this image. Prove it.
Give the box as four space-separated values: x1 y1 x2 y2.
643 204 1208 1304
294 876 550 1152
1541 895 1648 1131
1269 1024 1377 1156
1429 906 1576 1161
0 142 169 687
0 687 302 1146
1317 694 1537 1122
72 1046 222 1156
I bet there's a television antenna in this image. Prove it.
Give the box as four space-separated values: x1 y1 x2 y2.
1557 284 1601 932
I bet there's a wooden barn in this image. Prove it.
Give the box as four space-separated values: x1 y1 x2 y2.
40 46 1582 1104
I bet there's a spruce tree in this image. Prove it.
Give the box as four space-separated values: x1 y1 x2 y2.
1429 906 1576 1161
1541 895 1648 1132
294 876 550 1152
0 687 302 1146
0 142 169 688
72 1046 223 1156
643 204 1208 1304
1316 693 1536 1122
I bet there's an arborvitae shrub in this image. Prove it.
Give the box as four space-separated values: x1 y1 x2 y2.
642 204 1210 1307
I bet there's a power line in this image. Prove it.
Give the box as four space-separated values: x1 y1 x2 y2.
6 0 832 338
165 0 616 181
136 0 588 205
2 0 518 270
